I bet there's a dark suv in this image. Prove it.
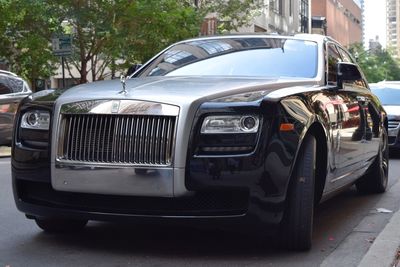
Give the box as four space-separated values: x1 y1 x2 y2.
0 70 31 145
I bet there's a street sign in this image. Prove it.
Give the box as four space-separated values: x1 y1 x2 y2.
52 35 72 56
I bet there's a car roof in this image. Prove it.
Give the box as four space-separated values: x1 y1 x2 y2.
175 33 329 46
0 70 19 77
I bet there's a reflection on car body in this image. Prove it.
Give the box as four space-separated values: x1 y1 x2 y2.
12 34 388 251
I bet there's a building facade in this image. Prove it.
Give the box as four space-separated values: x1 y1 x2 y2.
201 1 312 35
360 0 365 44
387 0 400 56
312 0 362 47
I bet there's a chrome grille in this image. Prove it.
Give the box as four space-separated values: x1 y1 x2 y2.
388 120 400 129
59 114 176 165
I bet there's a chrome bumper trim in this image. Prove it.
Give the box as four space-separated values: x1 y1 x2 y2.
52 161 174 197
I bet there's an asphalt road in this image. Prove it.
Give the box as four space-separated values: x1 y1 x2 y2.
1 156 400 267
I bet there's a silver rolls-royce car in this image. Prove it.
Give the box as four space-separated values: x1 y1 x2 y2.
12 34 388 250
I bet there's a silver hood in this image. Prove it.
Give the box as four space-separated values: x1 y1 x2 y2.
58 76 318 105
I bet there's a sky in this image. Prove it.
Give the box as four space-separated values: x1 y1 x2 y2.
362 0 387 48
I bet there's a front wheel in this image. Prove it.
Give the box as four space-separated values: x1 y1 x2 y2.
356 128 389 194
35 218 88 233
280 134 316 251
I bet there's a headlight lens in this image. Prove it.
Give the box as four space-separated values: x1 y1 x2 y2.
21 110 50 130
201 115 259 134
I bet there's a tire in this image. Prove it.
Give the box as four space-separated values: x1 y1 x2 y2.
281 134 316 251
356 128 389 194
35 218 88 233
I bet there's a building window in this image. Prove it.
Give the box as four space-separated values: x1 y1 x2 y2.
299 0 309 33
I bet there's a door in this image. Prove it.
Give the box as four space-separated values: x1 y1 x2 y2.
326 43 365 188
337 46 380 171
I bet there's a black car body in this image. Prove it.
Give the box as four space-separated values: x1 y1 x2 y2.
11 34 388 250
370 82 400 150
0 70 32 146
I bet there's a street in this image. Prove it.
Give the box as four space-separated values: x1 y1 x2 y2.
1 156 400 267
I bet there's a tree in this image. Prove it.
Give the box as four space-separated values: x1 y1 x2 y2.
0 0 59 90
1 0 265 86
349 43 400 83
119 0 265 67
196 0 265 33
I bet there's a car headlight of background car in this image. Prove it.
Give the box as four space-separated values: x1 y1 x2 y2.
197 114 261 155
18 110 50 147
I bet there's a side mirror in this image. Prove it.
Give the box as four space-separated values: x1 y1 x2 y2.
337 62 362 89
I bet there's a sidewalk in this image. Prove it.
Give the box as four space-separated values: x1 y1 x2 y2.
358 203 400 267
0 146 11 157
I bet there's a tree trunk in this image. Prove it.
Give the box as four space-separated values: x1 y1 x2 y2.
80 60 88 84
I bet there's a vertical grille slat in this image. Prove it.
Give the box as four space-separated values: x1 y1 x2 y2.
128 117 135 163
149 118 155 164
165 118 173 164
160 118 166 164
139 117 145 163
61 114 175 166
154 119 161 164
94 116 100 162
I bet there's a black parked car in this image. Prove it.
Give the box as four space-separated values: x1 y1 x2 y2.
0 70 31 146
12 34 388 250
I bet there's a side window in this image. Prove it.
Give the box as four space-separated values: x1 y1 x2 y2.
0 76 13 95
327 44 342 85
9 77 24 93
338 47 367 88
0 75 25 95
338 47 354 63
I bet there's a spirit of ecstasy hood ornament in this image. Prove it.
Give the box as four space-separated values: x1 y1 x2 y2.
119 75 127 94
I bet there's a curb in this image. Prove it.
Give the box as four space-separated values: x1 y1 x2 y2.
0 146 11 158
358 208 400 266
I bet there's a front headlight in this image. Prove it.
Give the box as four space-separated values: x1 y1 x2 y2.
21 110 50 130
201 115 259 134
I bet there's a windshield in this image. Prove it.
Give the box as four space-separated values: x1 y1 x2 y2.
371 87 400 105
136 38 318 78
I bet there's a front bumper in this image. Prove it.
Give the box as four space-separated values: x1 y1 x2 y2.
12 98 295 231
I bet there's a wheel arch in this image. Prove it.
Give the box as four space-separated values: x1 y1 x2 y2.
307 122 328 204
284 120 328 206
